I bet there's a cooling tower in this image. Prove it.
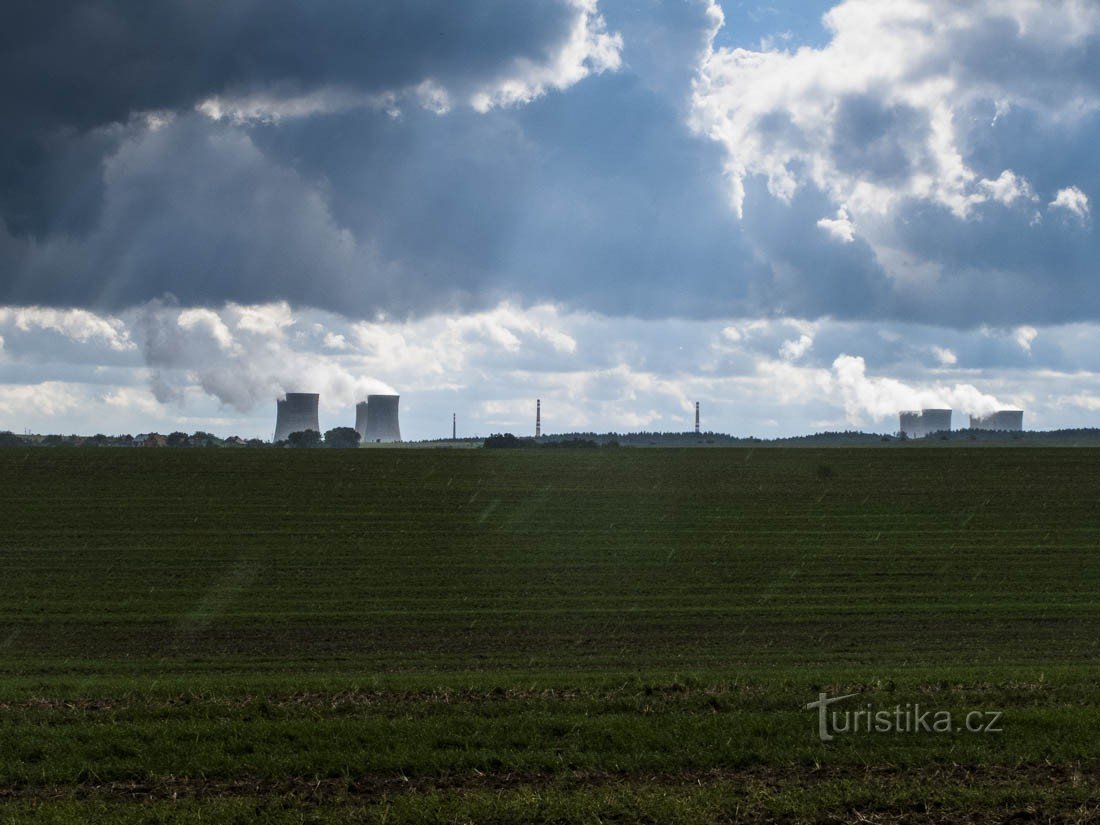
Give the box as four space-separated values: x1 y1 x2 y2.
969 410 1024 431
363 394 401 442
274 393 320 442
354 401 369 442
921 409 952 435
899 408 952 438
899 410 923 438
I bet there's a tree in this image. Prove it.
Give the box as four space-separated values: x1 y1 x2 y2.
324 427 361 449
166 431 190 447
0 431 24 447
483 433 536 449
287 429 322 448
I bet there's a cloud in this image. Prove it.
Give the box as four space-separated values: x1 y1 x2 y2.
10 299 1100 437
691 0 1100 325
1015 325 1039 352
980 170 1037 207
0 1 620 240
692 0 1100 219
5 117 374 310
932 346 957 366
0 307 133 351
832 354 1008 424
816 208 856 243
176 309 236 353
1050 186 1090 221
468 0 622 112
0 381 85 419
4 0 1100 335
1052 393 1100 412
0 3 758 322
134 300 396 412
196 1 622 122
779 334 814 361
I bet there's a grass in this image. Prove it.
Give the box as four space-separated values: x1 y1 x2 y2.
1 447 1099 822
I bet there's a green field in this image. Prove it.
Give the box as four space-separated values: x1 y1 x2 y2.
2 447 1099 823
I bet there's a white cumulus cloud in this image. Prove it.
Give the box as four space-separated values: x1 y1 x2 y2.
691 0 1100 224
1050 186 1090 222
780 334 814 361
0 307 134 352
816 208 856 243
932 346 957 366
471 0 622 112
1014 325 1039 352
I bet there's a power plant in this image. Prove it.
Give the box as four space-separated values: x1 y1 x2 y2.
899 410 922 438
267 389 1026 446
970 410 1024 431
362 394 401 442
274 393 320 442
898 407 1028 437
921 409 951 435
354 401 369 442
273 392 401 444
899 408 952 438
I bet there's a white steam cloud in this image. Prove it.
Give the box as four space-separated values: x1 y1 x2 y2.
135 301 395 412
832 355 1011 423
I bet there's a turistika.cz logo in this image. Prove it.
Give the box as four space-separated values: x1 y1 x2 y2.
805 692 1003 742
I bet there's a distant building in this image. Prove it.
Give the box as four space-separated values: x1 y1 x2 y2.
921 409 952 435
970 410 1024 431
354 401 369 443
274 393 320 442
899 410 924 438
134 433 167 448
363 395 401 443
899 409 952 438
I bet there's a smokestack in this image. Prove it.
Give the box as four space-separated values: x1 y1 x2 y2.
274 393 320 442
536 399 541 438
694 401 700 434
363 394 401 443
452 412 456 440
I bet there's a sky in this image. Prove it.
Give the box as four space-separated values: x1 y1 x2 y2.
2 0 1100 440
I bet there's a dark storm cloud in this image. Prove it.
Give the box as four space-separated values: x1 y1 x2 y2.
4 0 1100 330
0 1 776 320
5 117 368 308
0 0 578 235
5 1 573 121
